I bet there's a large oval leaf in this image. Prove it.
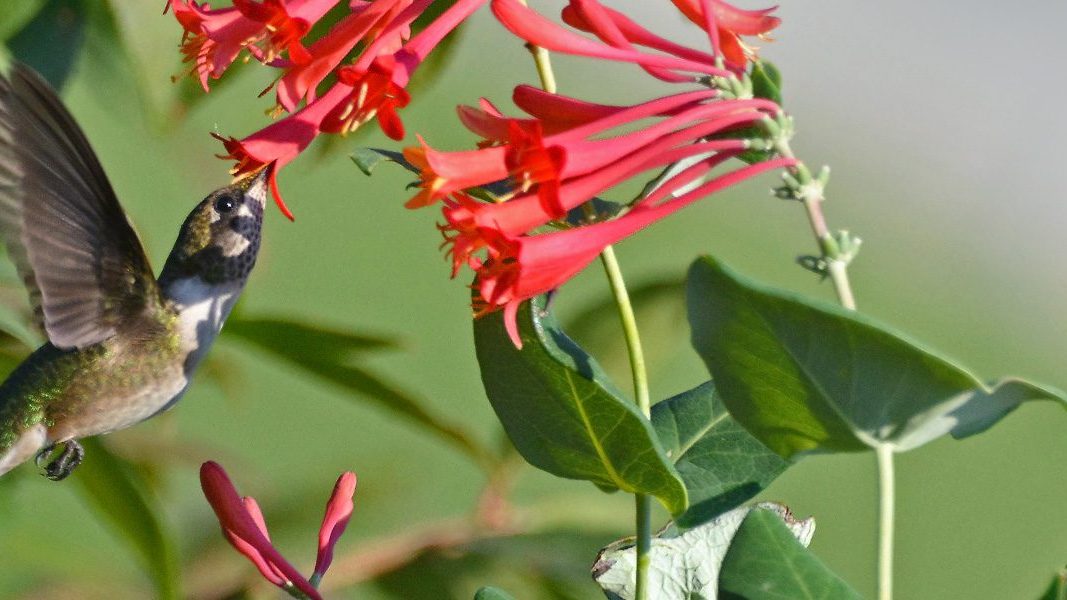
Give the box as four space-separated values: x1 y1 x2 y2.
473 296 687 516
652 381 790 528
687 257 1067 457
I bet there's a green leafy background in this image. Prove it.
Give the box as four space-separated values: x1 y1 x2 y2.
0 1 1065 599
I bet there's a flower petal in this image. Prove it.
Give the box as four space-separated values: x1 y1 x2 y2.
313 471 358 578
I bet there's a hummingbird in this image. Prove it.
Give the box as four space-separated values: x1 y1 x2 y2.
0 63 269 481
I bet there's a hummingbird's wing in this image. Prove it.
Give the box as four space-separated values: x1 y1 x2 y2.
0 64 160 350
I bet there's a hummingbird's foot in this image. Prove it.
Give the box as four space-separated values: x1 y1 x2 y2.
36 440 85 481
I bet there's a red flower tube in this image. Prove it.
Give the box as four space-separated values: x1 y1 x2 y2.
490 0 732 79
199 462 322 600
472 158 795 346
320 0 486 139
412 90 771 212
275 0 414 111
441 138 751 276
169 0 337 90
215 82 353 219
313 472 358 580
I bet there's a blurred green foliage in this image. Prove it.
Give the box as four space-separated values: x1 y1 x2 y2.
0 1 1064 599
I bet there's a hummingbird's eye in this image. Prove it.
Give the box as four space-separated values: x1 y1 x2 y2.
214 195 237 214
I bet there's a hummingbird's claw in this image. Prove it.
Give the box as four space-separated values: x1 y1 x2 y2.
38 440 84 481
34 443 55 467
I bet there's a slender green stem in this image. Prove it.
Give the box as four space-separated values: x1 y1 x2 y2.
516 0 557 94
599 245 652 600
515 6 650 594
775 115 886 596
876 444 895 600
598 247 651 415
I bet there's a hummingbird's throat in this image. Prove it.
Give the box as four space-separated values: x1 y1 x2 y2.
165 275 244 375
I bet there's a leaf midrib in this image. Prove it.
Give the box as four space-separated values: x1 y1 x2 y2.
674 409 729 461
566 369 627 489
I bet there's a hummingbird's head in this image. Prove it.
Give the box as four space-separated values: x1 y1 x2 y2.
158 166 270 288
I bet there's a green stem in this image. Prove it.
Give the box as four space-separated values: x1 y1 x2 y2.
516 7 650 595
516 0 556 94
598 245 652 600
598 246 651 415
876 444 895 600
775 115 886 595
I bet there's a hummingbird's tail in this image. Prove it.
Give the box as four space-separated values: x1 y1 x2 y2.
0 424 46 477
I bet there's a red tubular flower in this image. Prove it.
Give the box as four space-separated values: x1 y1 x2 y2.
402 139 508 209
560 3 717 70
472 158 795 346
275 0 414 111
200 462 359 596
409 91 775 216
321 54 412 139
511 86 712 132
200 462 323 600
319 0 486 139
313 472 358 580
169 0 337 90
441 138 750 276
490 0 731 80
215 82 353 219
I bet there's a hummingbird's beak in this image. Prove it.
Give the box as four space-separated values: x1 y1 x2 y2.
245 162 274 207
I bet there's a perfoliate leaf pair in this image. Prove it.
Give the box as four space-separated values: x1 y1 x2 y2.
687 257 1067 458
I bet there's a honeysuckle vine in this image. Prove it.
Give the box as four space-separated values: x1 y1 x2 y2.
169 0 888 598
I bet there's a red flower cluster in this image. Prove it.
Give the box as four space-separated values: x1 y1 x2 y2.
404 0 788 346
170 0 487 218
200 461 357 598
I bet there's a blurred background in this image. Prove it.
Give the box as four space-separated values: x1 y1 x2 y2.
0 0 1065 598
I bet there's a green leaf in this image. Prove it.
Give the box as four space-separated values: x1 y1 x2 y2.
751 60 783 105
687 257 1067 458
473 296 687 515
474 587 517 600
719 508 861 599
652 382 790 528
224 316 494 469
0 0 46 43
593 502 816 600
351 147 403 176
1040 568 1067 600
72 438 181 600
7 0 87 90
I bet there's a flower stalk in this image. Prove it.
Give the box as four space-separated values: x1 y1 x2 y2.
598 244 653 600
517 1 651 594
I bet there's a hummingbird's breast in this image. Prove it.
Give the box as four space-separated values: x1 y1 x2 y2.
165 274 245 373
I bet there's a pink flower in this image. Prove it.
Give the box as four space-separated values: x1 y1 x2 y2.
199 462 358 597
